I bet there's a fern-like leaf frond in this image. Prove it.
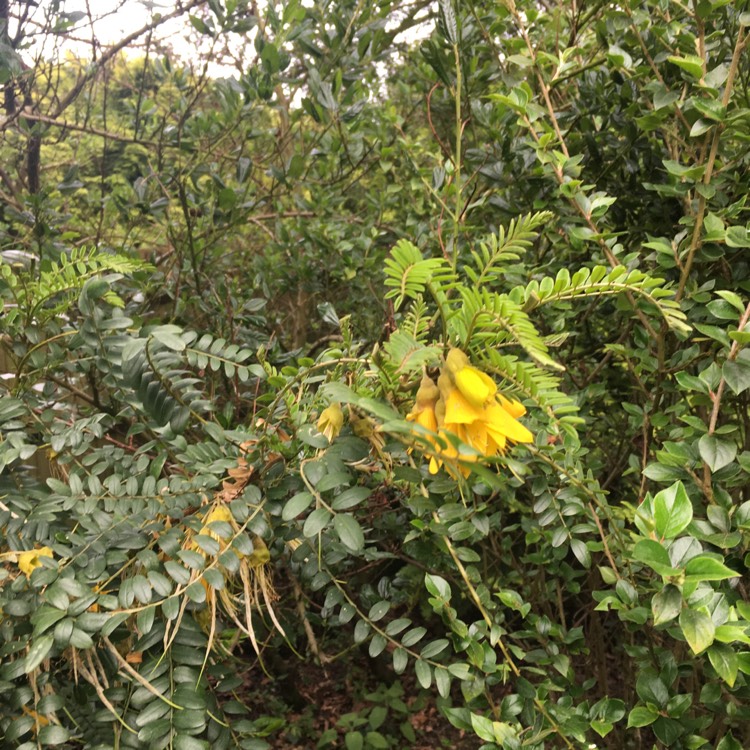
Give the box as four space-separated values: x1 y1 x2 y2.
382 330 442 375
3 246 151 325
452 288 564 371
520 265 690 334
383 240 456 310
464 211 553 288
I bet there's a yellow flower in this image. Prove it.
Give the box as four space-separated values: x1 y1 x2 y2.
17 547 54 578
410 349 533 478
428 426 480 477
445 348 497 407
483 399 533 445
317 402 344 442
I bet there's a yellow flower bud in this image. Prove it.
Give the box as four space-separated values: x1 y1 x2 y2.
445 348 469 374
407 375 439 433
414 374 439 405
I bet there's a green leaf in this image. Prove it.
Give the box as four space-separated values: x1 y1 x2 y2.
37 725 71 745
698 435 736 472
652 584 682 626
716 733 742 750
570 538 591 568
173 736 209 750
666 694 691 718
31 606 68 635
680 608 715 654
591 720 614 738
331 487 371 511
627 707 658 728
714 623 750 646
368 634 387 657
434 667 451 698
653 481 693 539
369 706 387 730
344 731 363 750
303 508 332 537
668 55 705 80
353 620 370 643
470 713 496 742
633 539 680 577
636 672 669 707
684 555 740 582
414 659 432 689
24 634 55 673
333 514 365 552
189 14 210 34
690 118 713 137
151 326 186 351
725 226 750 248
708 643 738 687
716 290 745 313
282 491 314 521
392 648 408 674
365 731 389 749
653 717 683 745
368 601 390 622
425 573 451 600
723 359 750 395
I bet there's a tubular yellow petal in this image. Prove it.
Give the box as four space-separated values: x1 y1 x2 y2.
485 401 533 444
248 536 271 567
443 388 484 425
410 352 534 478
463 421 490 454
416 406 438 432
486 431 507 455
497 393 526 418
454 366 496 407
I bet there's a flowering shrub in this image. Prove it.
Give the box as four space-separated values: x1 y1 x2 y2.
1 1 750 748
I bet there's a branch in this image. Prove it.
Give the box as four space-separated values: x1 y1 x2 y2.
51 0 206 120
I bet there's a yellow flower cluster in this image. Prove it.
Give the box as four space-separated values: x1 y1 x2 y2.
407 348 533 477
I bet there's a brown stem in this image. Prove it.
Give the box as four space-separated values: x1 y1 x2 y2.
676 26 748 301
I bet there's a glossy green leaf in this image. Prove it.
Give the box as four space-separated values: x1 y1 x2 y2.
684 555 740 582
698 434 736 472
333 513 365 552
653 481 693 539
680 608 715 654
708 643 738 687
652 584 682 626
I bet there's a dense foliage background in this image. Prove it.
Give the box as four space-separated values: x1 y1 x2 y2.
1 0 750 747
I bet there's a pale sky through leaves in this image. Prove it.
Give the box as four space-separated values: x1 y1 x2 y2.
29 0 240 77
